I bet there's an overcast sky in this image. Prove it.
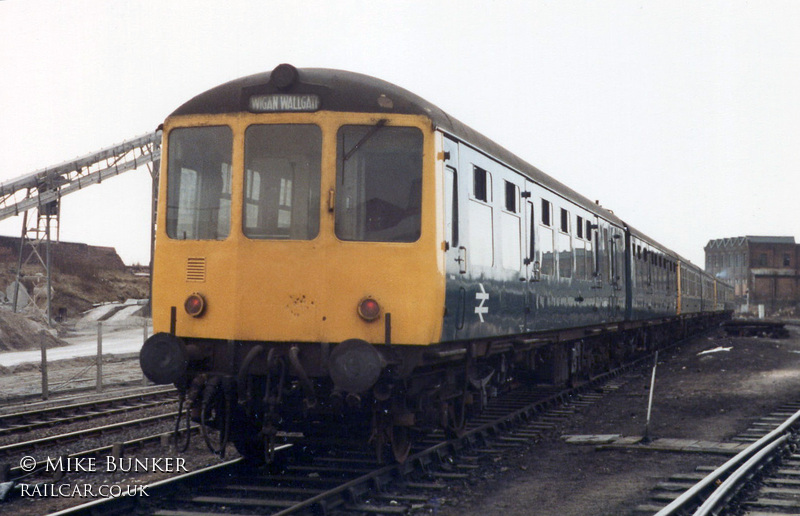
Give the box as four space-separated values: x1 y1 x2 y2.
1 0 799 266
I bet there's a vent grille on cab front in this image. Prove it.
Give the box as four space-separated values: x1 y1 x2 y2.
186 257 206 282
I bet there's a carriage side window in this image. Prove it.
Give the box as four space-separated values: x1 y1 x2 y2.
539 225 554 276
244 124 321 240
504 180 518 213
474 166 490 202
469 198 494 266
604 228 613 281
501 210 521 270
584 224 594 279
167 126 233 240
336 125 423 242
541 199 551 226
574 237 586 279
501 180 521 269
558 228 573 278
444 167 459 248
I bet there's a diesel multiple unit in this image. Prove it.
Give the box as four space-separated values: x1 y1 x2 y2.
140 64 732 462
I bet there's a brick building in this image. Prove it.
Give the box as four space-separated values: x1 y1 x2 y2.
705 236 800 313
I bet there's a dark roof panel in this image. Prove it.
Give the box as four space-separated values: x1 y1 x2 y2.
169 65 624 226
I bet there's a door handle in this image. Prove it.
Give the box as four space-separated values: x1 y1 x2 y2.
457 247 467 274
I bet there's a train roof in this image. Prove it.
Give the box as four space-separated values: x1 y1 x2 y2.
171 64 626 227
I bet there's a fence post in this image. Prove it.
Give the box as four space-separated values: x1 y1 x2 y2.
96 322 103 392
40 331 48 400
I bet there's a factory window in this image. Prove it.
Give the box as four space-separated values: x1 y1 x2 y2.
784 253 791 267
167 125 233 240
474 166 489 202
244 124 322 240
504 180 518 213
336 125 423 242
576 215 584 239
541 199 552 226
758 253 768 266
560 208 570 233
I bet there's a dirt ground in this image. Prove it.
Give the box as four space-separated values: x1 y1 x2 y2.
0 309 65 352
437 323 800 516
0 264 150 354
0 353 148 403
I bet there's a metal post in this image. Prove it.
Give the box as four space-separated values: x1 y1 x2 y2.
643 350 658 443
40 331 48 400
46 212 52 327
96 322 103 392
142 317 149 386
147 158 158 318
12 211 28 313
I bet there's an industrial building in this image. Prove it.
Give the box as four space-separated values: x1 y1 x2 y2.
705 236 800 314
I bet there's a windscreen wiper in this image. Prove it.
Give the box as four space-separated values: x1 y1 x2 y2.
342 119 387 163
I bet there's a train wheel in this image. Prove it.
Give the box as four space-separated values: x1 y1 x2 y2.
390 424 411 463
370 409 389 464
230 405 266 466
200 377 232 458
444 394 467 438
445 366 470 438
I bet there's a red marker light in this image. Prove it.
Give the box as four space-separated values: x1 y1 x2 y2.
357 297 381 321
184 293 206 317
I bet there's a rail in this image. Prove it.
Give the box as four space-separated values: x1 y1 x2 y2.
655 407 800 515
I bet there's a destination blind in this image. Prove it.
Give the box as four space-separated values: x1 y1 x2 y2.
249 94 320 112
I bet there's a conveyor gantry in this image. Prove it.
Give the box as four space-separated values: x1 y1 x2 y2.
0 131 161 324
0 131 161 222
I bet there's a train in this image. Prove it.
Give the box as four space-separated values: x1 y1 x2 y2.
140 64 733 463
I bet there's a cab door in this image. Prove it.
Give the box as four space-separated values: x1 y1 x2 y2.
442 136 466 339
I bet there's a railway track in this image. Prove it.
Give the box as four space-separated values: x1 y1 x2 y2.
0 411 179 460
4 424 200 481
46 360 640 515
634 402 800 515
0 387 177 438
0 387 180 472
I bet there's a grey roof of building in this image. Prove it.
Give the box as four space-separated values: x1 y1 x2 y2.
705 236 796 249
745 235 796 244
